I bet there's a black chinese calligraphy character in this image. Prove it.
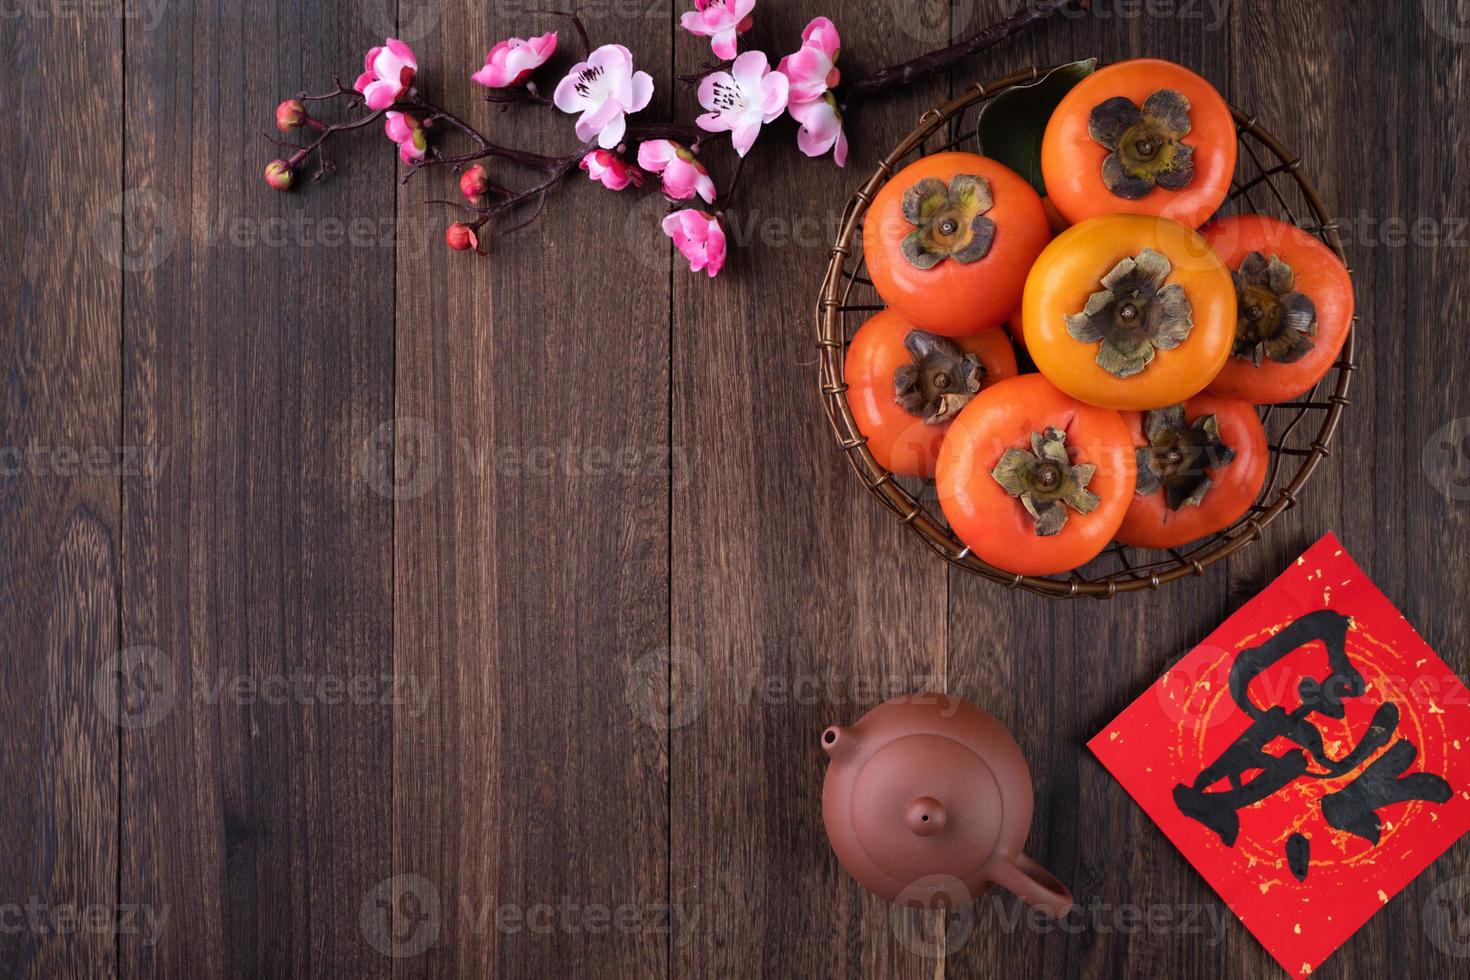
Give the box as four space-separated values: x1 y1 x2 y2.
1172 609 1452 876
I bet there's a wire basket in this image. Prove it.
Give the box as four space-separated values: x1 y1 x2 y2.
816 65 1357 599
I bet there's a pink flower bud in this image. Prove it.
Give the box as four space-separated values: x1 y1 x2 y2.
276 99 308 132
445 222 478 252
264 160 295 191
460 164 490 203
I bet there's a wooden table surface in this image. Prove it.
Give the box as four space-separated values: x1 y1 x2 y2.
5 0 1469 976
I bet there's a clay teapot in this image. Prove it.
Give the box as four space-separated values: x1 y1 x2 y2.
821 692 1074 916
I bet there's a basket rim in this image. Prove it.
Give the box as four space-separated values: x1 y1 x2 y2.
816 63 1357 599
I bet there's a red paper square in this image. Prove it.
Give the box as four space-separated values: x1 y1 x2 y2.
1090 533 1470 976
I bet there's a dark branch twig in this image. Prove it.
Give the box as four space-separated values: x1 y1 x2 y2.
843 0 1089 101
676 60 733 85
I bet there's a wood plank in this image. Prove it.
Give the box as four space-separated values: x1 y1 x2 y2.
1233 4 1470 979
945 7 1236 980
120 4 395 976
0 6 121 978
671 4 948 977
392 4 670 976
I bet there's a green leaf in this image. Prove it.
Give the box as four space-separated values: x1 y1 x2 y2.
976 59 1098 197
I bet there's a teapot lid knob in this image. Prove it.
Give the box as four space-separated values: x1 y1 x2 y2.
905 796 946 837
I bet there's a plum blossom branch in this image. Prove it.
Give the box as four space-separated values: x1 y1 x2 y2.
264 1 1081 274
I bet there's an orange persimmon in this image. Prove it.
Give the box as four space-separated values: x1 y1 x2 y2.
936 374 1135 576
1042 58 1236 230
846 311 1018 479
1023 214 1236 410
1116 393 1267 549
864 152 1052 337
1201 214 1355 404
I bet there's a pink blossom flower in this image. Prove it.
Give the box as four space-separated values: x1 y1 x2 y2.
385 111 428 164
553 44 655 149
580 149 644 191
680 0 756 61
696 51 788 158
662 209 726 278
636 140 717 204
354 38 417 111
789 93 848 167
472 32 558 88
778 17 841 104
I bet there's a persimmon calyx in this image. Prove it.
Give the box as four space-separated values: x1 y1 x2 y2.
1133 405 1236 510
990 426 1100 537
893 330 986 424
1065 248 1194 379
1231 251 1318 366
1088 89 1195 199
898 174 996 269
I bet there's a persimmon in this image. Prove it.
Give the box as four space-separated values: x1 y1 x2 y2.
864 152 1052 336
1201 215 1355 404
936 374 1135 576
1116 393 1267 549
846 311 1018 478
1042 59 1236 229
1002 198 1068 354
1022 214 1235 410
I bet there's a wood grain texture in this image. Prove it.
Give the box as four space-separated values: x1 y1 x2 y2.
5 2 1470 979
670 3 948 977
0 5 121 978
120 2 395 977
391 2 670 976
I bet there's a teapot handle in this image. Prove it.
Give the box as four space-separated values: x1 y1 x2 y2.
985 852 1075 918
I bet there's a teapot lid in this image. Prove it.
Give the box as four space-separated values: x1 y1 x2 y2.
820 693 1033 905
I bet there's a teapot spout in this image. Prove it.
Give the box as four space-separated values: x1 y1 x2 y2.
820 725 851 757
